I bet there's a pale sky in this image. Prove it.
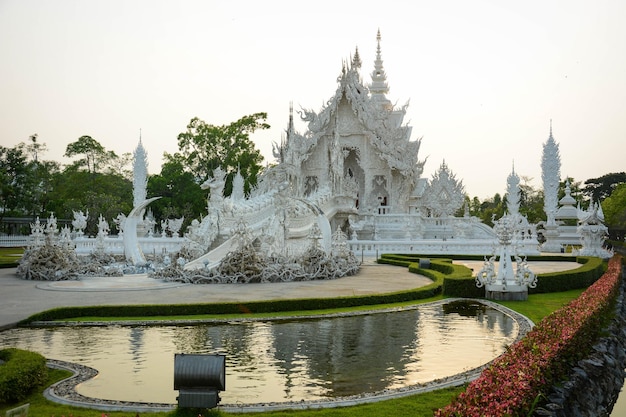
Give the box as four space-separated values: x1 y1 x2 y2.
1 0 625 199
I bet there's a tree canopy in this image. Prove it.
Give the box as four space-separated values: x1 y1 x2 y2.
64 135 122 174
602 183 626 229
146 159 205 231
169 113 269 197
0 138 60 225
583 172 626 202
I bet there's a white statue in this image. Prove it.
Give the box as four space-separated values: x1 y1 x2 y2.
72 210 88 236
168 217 184 237
97 214 110 237
201 167 226 204
113 213 126 237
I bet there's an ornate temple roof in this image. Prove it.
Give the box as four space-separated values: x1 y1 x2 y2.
287 31 424 178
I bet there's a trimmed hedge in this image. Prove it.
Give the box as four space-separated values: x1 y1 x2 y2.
380 253 605 297
379 253 578 263
436 254 623 416
18 255 605 323
20 282 444 324
529 256 605 294
0 348 48 404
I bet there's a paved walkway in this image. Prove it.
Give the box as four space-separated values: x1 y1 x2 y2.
0 260 433 329
0 259 580 330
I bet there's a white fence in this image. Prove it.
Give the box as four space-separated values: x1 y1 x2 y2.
0 235 185 257
348 239 541 257
73 236 186 256
0 235 31 247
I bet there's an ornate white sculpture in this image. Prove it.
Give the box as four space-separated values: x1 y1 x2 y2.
576 201 613 258
45 213 58 237
476 214 537 301
97 214 109 237
113 213 126 237
231 169 245 201
72 210 88 236
29 217 45 247
201 167 226 204
167 217 184 237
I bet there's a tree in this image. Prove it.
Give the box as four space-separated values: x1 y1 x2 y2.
0 139 60 225
47 168 132 235
146 159 205 231
583 172 626 202
602 183 626 231
478 193 505 226
517 176 545 224
0 144 29 220
64 135 118 174
171 113 269 196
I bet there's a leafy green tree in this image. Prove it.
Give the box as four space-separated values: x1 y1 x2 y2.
0 144 30 220
477 193 505 226
583 172 626 202
146 159 206 231
0 138 60 225
47 168 132 235
170 113 269 197
602 183 626 230
517 176 545 224
64 135 119 174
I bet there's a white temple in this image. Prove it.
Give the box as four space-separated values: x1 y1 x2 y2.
182 30 539 268
25 31 613 281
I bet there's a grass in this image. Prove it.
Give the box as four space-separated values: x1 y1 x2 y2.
0 289 587 417
0 367 464 417
495 288 586 324
0 247 23 268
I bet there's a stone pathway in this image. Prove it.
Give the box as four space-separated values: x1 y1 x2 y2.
0 261 431 329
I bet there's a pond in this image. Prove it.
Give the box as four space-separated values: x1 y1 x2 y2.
0 300 519 406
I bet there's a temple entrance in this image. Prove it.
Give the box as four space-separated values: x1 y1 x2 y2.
343 149 364 209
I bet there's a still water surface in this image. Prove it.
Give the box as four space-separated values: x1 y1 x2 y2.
0 301 517 405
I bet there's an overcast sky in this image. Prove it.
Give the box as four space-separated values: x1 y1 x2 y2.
1 0 624 199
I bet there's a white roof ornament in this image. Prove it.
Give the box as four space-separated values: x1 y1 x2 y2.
369 29 391 109
351 46 362 70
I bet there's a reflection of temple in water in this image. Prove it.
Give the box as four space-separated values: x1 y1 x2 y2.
0 305 518 405
270 312 420 396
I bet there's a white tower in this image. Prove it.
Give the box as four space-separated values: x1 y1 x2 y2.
541 122 561 226
540 122 563 252
133 132 148 208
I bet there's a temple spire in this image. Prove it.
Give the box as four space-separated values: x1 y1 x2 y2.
369 29 391 107
351 46 362 70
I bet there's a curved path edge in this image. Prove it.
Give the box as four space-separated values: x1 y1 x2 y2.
42 299 534 413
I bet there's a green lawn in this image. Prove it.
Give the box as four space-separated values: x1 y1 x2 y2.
0 247 23 268
495 288 585 324
0 289 586 417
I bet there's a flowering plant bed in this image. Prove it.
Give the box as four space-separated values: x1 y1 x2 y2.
435 255 623 417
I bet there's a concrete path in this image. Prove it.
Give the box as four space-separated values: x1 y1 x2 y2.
0 259 580 330
0 260 432 329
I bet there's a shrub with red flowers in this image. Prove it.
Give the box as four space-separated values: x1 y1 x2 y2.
435 255 623 417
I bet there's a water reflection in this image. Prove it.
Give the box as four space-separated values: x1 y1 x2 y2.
0 302 517 405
